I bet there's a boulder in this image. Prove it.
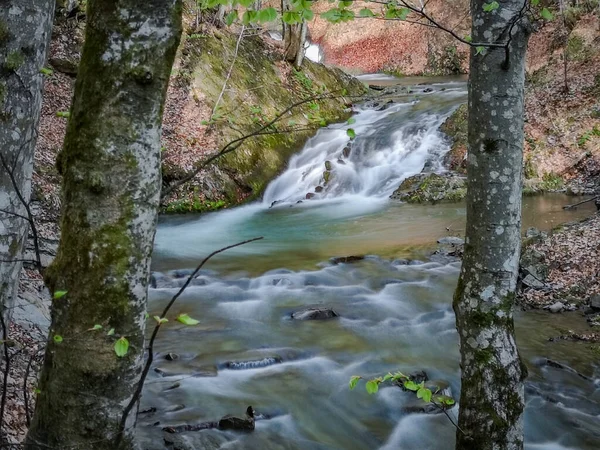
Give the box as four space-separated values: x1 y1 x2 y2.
390 173 467 204
306 192 316 199
330 255 365 264
218 406 255 432
437 237 464 246
439 104 467 173
545 302 565 313
291 307 338 320
590 294 600 311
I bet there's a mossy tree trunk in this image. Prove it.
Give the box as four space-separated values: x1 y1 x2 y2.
452 2 531 449
0 1 54 324
25 1 182 449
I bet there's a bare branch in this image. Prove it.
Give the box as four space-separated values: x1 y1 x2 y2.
160 89 361 199
117 237 264 440
211 25 245 119
0 152 43 273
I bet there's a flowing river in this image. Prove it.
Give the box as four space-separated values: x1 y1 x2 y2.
141 77 600 450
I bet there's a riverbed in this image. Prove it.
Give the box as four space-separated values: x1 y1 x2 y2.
141 77 600 450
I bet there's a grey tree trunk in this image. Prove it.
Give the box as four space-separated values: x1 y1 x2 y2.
282 0 304 63
25 1 182 449
0 1 55 323
294 20 308 69
453 2 531 450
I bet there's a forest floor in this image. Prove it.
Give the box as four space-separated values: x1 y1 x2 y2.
519 213 600 344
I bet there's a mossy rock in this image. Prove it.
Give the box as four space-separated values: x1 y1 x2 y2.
390 173 467 204
439 104 467 174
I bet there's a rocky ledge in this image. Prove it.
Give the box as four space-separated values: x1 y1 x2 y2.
390 173 467 204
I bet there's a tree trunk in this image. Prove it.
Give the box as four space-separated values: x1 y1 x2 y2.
0 1 55 323
25 1 182 449
453 2 531 450
294 20 308 69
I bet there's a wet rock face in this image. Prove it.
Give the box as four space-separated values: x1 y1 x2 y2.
390 173 467 204
291 307 338 320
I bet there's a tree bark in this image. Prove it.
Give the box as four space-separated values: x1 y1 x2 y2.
453 2 531 450
0 1 55 323
294 19 308 69
25 1 182 449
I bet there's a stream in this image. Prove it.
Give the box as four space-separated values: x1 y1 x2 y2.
140 77 600 449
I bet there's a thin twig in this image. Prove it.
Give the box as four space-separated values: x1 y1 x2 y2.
211 25 245 119
23 351 36 427
117 237 264 441
0 152 43 273
563 196 598 210
0 311 11 438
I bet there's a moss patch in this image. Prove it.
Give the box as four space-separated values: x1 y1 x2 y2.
439 104 467 173
390 173 467 204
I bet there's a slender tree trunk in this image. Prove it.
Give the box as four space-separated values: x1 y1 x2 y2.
26 1 182 449
0 1 55 323
453 2 531 449
294 19 308 69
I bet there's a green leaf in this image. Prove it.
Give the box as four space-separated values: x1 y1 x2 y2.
464 35 472 43
283 11 302 24
475 46 486 56
237 0 254 7
403 380 419 391
257 7 277 23
349 375 362 390
88 324 103 331
382 373 394 382
302 9 314 21
541 8 554 21
346 128 356 139
417 387 433 403
482 1 499 12
107 328 115 336
176 313 200 325
53 335 63 344
242 10 258 25
154 315 168 325
385 6 409 20
320 8 342 23
34 388 41 394
53 290 68 300
40 67 53 76
56 111 70 118
358 8 375 18
114 337 129 357
225 10 238 26
531 0 540 5
347 118 356 125
365 380 379 394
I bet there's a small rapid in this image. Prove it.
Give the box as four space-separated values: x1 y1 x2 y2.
263 83 466 205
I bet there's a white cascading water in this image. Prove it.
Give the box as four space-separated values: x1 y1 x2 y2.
263 94 456 206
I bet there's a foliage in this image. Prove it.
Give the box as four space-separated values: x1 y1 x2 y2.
539 172 564 191
349 371 455 408
165 198 227 214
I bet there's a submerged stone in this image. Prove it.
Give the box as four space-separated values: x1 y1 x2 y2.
291 307 338 320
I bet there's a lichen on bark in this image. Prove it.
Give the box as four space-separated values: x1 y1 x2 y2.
452 1 532 449
26 1 183 449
